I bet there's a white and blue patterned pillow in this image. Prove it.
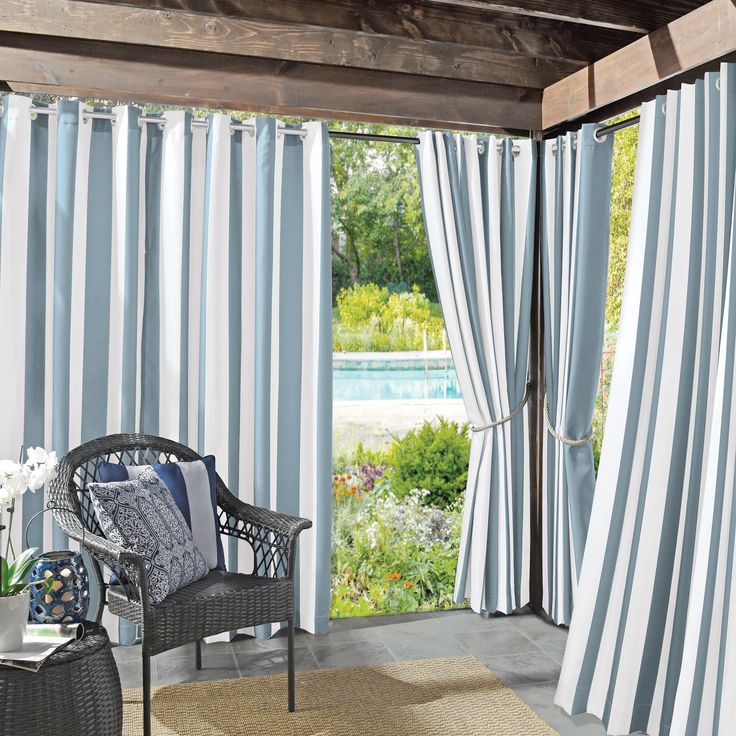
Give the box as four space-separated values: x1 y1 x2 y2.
89 470 209 605
98 456 225 571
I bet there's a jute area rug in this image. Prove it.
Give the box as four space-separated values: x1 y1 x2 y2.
123 655 558 735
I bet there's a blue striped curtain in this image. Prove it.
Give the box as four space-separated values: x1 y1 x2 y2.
540 126 614 625
556 65 736 734
416 133 536 614
0 96 332 637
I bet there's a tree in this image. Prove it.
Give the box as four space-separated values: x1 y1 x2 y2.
329 121 435 302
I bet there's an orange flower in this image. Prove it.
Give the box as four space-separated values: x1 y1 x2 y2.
350 486 357 493
404 581 414 589
384 572 401 581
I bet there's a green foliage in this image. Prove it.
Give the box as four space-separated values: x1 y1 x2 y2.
592 330 617 470
385 419 470 508
606 112 639 330
350 442 390 468
331 484 463 618
333 283 445 352
335 283 389 327
330 121 435 302
1 547 50 598
591 112 638 469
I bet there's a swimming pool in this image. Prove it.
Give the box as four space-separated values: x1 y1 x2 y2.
333 365 462 401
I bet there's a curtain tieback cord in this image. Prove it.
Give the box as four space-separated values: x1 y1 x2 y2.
470 382 532 433
543 394 593 446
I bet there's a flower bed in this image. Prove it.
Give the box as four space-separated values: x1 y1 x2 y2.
331 419 468 618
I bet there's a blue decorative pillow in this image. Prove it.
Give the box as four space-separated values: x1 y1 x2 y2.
98 456 225 571
88 470 209 605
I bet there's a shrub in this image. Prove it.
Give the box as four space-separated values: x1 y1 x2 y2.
336 283 389 327
385 418 470 508
333 282 446 352
380 286 432 330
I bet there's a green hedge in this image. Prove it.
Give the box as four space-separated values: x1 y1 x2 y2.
333 283 445 352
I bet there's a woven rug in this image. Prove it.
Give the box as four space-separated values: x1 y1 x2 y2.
122 655 558 735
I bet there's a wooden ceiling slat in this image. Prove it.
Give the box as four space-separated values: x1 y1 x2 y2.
72 0 641 64
0 33 541 132
543 0 736 130
0 0 582 88
422 0 708 34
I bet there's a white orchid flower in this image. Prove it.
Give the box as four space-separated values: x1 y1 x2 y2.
0 460 30 500
26 447 48 465
27 466 48 491
0 484 16 506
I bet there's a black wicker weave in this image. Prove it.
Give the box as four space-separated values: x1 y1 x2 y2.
48 433 312 736
0 622 122 736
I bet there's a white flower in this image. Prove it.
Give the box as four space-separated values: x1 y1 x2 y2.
0 460 30 502
0 484 16 506
27 466 49 491
26 447 50 466
23 447 58 489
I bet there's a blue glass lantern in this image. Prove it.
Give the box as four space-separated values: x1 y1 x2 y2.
29 550 90 623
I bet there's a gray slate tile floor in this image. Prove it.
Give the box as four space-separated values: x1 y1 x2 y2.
112 609 607 735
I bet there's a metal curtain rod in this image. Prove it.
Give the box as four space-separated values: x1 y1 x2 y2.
593 115 641 140
330 130 419 145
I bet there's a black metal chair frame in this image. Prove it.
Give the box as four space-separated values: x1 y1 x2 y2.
49 433 312 736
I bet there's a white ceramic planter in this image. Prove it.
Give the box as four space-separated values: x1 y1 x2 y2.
0 591 29 652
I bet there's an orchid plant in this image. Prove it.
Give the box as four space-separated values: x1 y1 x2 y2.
0 447 58 598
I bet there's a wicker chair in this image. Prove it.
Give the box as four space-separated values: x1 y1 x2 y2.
49 433 312 736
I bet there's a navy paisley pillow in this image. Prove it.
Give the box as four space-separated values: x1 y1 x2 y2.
88 470 208 605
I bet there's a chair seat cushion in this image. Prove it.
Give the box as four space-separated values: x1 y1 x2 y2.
89 470 209 604
98 456 225 570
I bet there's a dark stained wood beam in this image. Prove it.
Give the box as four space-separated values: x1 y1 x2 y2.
543 0 736 130
0 33 541 133
72 0 641 65
423 0 709 34
0 0 582 88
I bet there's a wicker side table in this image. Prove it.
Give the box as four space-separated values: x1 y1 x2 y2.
0 622 122 736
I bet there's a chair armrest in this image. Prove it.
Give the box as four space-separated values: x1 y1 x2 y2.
82 529 143 569
218 494 312 580
219 494 312 540
58 517 149 605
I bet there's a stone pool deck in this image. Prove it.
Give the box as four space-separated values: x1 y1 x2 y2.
334 398 467 454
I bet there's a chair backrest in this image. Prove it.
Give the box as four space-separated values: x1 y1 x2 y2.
49 433 208 540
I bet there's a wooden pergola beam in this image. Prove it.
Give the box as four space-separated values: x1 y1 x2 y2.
424 0 706 34
71 0 642 64
543 0 736 129
0 0 583 89
0 33 541 133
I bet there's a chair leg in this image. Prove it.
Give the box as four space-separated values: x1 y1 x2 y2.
195 639 202 670
287 618 296 712
142 646 152 736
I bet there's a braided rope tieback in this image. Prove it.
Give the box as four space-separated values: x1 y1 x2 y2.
470 382 532 433
543 393 593 446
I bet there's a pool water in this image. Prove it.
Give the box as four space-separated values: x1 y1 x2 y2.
334 366 462 401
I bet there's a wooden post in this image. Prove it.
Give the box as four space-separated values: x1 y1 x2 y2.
528 132 545 615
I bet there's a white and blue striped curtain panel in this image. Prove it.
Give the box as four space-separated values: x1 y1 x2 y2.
0 95 332 636
541 126 614 626
416 133 536 614
556 64 736 734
